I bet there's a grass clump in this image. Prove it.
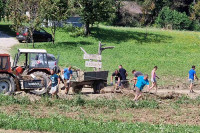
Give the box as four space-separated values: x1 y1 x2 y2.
0 95 30 106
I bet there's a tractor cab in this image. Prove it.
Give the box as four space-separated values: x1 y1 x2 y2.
0 54 11 72
13 49 51 75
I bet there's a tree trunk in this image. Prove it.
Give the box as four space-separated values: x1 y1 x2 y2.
84 22 90 36
30 31 34 48
32 35 35 48
53 22 56 44
51 22 56 44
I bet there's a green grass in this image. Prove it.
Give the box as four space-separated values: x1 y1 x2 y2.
9 24 200 84
0 113 199 133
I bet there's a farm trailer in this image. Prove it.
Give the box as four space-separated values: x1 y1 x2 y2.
71 70 109 94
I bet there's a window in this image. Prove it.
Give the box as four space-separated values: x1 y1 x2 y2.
0 57 9 70
29 53 48 68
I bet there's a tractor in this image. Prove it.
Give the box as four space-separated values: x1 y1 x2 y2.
0 49 52 95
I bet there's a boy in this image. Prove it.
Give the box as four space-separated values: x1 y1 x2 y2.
188 65 198 93
47 68 60 98
134 74 150 101
149 66 159 93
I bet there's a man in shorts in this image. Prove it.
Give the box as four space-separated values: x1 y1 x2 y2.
110 70 122 87
134 74 150 101
62 66 73 94
132 70 143 88
47 68 60 98
188 65 198 93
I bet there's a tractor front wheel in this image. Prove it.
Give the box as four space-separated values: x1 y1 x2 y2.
0 73 16 95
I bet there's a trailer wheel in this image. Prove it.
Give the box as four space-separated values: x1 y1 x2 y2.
30 71 50 95
72 85 83 94
93 82 104 94
0 73 16 95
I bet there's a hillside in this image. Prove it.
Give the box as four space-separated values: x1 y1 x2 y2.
11 25 200 85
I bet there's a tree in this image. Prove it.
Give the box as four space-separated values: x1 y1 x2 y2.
156 6 192 30
193 1 200 20
40 0 68 44
0 0 4 21
71 0 116 35
7 0 44 48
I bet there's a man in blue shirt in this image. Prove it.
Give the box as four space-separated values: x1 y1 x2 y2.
188 65 198 93
62 66 73 94
47 68 60 98
134 74 150 101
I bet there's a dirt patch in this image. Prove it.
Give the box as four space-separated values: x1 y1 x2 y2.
14 91 41 102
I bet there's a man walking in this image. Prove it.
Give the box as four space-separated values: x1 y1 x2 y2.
188 65 198 93
62 66 73 94
134 74 150 101
132 70 143 87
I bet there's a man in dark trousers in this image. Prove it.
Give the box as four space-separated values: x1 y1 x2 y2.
119 65 127 80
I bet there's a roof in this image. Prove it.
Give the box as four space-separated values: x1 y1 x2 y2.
66 17 81 23
121 1 142 15
18 49 47 54
0 54 10 57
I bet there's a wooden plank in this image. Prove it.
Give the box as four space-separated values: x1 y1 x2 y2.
85 61 102 68
84 54 102 60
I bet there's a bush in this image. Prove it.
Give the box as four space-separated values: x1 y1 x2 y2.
156 7 192 30
63 24 85 37
189 20 200 31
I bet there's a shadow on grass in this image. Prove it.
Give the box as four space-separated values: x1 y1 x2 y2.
91 27 172 44
35 41 94 48
0 24 16 37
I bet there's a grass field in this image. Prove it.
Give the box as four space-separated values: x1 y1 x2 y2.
0 94 200 132
1 21 200 132
8 23 200 85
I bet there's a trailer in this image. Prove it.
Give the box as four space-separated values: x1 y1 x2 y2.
70 42 114 94
71 70 108 94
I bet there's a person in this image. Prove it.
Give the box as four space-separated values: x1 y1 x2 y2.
132 70 143 88
110 70 122 87
62 66 73 94
149 66 159 93
47 68 60 98
188 65 198 93
119 65 127 80
134 74 150 101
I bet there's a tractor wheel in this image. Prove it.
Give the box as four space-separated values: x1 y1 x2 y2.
93 81 104 94
30 71 50 95
72 85 83 94
0 73 16 95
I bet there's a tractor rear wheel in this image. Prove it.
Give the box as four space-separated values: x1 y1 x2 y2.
30 71 50 95
0 73 16 95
